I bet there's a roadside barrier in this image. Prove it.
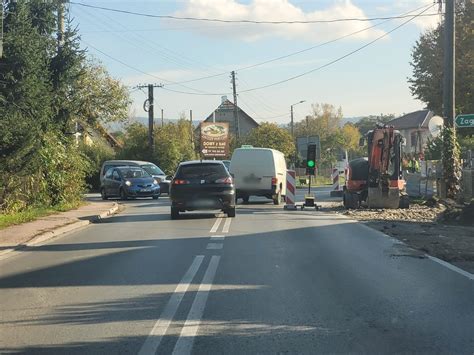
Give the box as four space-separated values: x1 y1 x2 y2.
284 170 297 210
331 167 340 191
330 167 344 197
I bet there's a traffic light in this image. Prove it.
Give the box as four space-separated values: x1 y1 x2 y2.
306 144 317 175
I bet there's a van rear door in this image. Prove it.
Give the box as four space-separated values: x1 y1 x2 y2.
230 149 275 191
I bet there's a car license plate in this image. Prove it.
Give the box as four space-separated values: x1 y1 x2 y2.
141 188 152 192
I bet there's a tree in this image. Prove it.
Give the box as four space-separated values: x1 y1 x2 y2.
0 1 55 211
0 2 130 213
354 114 395 136
293 103 345 167
242 122 295 160
74 59 131 127
118 119 197 174
408 0 473 116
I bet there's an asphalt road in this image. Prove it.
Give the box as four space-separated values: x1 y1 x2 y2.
1 192 473 354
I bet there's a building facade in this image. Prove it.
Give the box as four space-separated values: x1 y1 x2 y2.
387 110 434 155
201 97 259 137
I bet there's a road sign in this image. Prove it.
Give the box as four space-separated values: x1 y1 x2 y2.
455 114 474 128
297 135 320 160
200 122 229 158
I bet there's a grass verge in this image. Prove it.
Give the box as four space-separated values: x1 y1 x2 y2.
0 201 84 230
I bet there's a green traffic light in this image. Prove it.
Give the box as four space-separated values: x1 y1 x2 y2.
307 160 315 167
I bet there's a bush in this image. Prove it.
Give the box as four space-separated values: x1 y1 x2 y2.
81 142 116 191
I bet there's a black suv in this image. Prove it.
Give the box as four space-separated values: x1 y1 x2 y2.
170 161 236 219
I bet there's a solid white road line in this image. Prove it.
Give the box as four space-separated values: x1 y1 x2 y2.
138 255 204 355
206 243 223 250
172 255 221 355
222 218 232 233
210 217 223 233
209 235 225 241
427 255 474 281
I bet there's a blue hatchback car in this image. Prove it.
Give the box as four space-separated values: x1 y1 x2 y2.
101 166 161 200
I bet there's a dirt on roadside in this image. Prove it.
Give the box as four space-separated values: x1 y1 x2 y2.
320 201 474 274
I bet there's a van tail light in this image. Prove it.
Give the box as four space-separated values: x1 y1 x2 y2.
215 177 233 184
173 179 190 185
271 177 278 185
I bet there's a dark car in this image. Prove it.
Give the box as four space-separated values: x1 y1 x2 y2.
221 160 231 171
101 166 161 200
170 161 236 219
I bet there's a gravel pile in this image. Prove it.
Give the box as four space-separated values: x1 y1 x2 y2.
322 202 446 223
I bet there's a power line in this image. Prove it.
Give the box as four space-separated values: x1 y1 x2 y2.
75 6 220 78
80 4 433 97
70 1 441 25
155 4 435 96
162 3 432 86
81 40 227 95
239 4 435 94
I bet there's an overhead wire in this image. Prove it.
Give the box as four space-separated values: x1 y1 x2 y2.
238 4 435 94
162 3 432 86
69 2 441 25
75 6 220 79
77 3 434 97
154 3 435 96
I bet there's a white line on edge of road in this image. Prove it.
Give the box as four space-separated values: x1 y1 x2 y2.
427 255 474 281
172 255 221 355
210 217 223 233
222 218 232 233
209 235 225 241
138 255 205 355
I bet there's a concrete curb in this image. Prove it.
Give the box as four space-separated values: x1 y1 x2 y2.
0 203 120 258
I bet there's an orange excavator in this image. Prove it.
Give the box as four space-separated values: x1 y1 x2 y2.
343 125 410 209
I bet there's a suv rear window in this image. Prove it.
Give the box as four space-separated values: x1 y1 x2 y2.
177 163 228 179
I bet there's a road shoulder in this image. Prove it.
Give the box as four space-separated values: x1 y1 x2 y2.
320 201 474 275
0 200 122 257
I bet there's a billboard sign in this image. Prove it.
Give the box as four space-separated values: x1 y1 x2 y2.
200 122 230 158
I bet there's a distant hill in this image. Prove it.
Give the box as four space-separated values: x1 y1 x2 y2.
341 117 363 126
106 116 200 132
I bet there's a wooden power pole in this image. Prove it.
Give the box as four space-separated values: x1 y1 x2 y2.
138 83 163 154
231 71 240 138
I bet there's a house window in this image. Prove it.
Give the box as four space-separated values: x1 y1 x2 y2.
410 131 417 147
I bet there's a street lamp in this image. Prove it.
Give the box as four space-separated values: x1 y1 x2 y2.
290 100 305 168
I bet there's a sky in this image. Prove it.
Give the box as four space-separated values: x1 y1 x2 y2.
68 0 442 125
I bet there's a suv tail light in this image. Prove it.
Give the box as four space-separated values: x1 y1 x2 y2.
173 179 190 185
271 177 278 185
215 177 233 184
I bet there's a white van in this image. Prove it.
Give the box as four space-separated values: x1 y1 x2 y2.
230 147 287 204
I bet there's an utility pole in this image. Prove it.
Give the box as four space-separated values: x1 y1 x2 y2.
0 0 4 59
443 0 455 126
231 71 240 138
190 109 194 146
441 0 460 200
57 0 65 53
138 83 163 154
290 100 305 168
161 108 164 127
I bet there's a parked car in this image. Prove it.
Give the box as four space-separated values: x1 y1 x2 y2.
230 147 287 204
100 160 171 194
101 166 161 200
169 160 236 219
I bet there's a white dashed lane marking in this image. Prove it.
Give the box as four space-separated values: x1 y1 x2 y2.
138 256 204 355
172 256 221 355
